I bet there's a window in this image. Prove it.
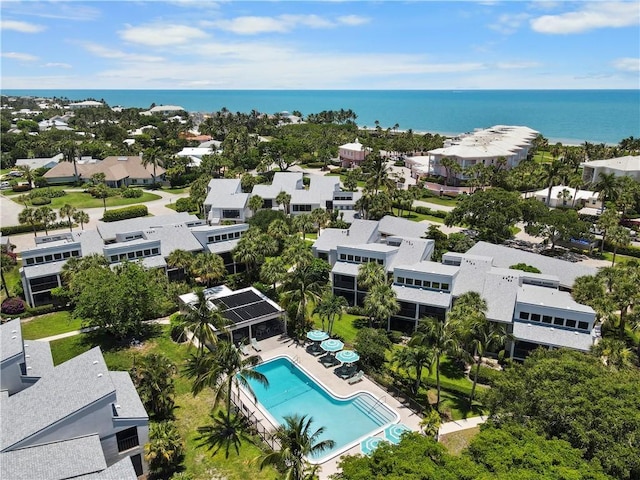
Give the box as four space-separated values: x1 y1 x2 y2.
26 258 34 265
119 254 127 261
552 317 563 326
45 254 53 262
441 283 449 291
415 279 422 287
127 252 135 259
432 282 440 289
110 256 118 262
36 256 44 264
423 281 431 288
116 427 139 452
136 251 143 258
354 256 361 262
397 277 405 284
377 259 383 265
144 249 151 256
578 321 589 330
222 210 240 219
406 278 414 285
532 313 542 322
565 319 576 328
519 311 530 320
152 248 159 255
347 255 354 261
339 254 346 260
222 234 228 241
63 252 71 258
362 257 368 263
234 231 241 238
54 253 62 260
71 251 79 257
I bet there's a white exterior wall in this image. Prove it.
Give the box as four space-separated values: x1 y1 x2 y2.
1 355 25 395
393 268 457 293
101 421 149 471
514 301 595 332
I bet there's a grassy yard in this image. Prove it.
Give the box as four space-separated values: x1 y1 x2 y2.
439 426 480 455
399 211 444 224
49 327 278 480
162 186 190 194
20 311 83 339
418 196 459 207
310 312 365 346
0 261 22 301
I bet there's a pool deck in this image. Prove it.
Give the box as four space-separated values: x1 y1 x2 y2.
240 334 424 479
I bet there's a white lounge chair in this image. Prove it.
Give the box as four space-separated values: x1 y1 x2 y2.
240 344 250 356
251 337 262 352
348 370 364 385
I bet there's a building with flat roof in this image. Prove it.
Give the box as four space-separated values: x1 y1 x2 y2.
339 139 371 168
581 155 640 184
0 320 146 479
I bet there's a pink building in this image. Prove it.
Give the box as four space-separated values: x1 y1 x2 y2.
339 139 370 168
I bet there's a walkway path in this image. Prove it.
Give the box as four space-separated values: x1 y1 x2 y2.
439 415 487 436
36 317 171 342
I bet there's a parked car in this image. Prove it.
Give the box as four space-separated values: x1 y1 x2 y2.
0 181 11 190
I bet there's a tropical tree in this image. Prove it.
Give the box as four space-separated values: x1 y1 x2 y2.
393 344 434 395
593 172 619 213
190 252 226 287
93 182 110 213
409 316 460 411
310 208 330 235
17 165 34 188
258 414 335 480
166 249 194 282
260 256 288 293
59 204 76 232
292 213 314 240
542 159 566 206
596 208 621 252
276 190 292 216
313 292 348 335
18 207 39 237
176 288 228 351
130 353 177 420
34 206 57 235
419 408 442 439
144 421 184 479
356 261 386 291
61 139 80 182
248 194 264 216
608 225 631 266
267 218 291 246
591 337 634 370
142 146 164 185
281 236 314 269
363 283 399 330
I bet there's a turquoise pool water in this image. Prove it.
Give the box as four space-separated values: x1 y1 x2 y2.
244 356 398 463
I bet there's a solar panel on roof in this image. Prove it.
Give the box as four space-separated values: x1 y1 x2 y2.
218 291 262 308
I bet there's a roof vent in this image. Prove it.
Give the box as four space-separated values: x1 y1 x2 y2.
11 336 16 340
27 366 32 370
25 354 30 358
97 373 103 378
11 330 17 334
93 360 99 365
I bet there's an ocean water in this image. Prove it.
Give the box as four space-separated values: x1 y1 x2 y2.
3 89 639 145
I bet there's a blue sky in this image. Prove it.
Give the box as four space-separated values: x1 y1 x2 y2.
1 1 638 89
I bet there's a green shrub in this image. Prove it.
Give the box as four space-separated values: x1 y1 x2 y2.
120 188 144 198
86 186 117 198
603 241 640 259
11 184 31 192
31 196 51 205
387 330 404 344
413 205 448 218
474 365 503 386
29 189 66 199
34 177 48 188
174 197 197 213
102 205 148 222
509 263 542 273
1 297 26 314
26 304 58 316
1 221 70 236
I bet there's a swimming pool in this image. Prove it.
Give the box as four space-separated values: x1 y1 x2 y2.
243 356 398 463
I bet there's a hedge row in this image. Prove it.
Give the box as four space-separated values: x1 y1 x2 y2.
603 240 640 259
174 197 198 213
121 188 144 198
1 221 70 236
102 205 148 222
413 205 448 219
28 189 66 199
31 197 51 205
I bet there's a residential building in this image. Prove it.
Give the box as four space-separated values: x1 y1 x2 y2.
313 220 599 358
15 153 63 171
19 213 253 306
43 155 166 186
203 178 251 225
581 155 640 183
427 125 538 183
68 100 105 109
0 320 147 479
527 185 602 209
339 139 371 168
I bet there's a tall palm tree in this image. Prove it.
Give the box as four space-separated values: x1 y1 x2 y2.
313 292 348 336
257 414 335 480
72 210 90 230
363 283 399 330
392 344 434 395
409 316 460 411
594 172 619 214
292 213 314 240
248 194 263 216
282 236 314 269
276 191 292 216
142 146 164 186
190 252 226 287
267 218 291 246
59 204 76 232
144 421 184 478
260 256 288 293
542 159 565 206
280 262 327 338
356 261 386 292
310 208 330 235
177 288 227 352
34 206 56 235
130 353 177 420
596 207 620 251
166 249 194 282
61 139 79 182
607 225 631 266
18 207 39 237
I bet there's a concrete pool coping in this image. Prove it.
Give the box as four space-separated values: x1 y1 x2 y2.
237 334 425 479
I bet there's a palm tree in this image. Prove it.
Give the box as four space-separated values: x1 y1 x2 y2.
282 236 314 269
59 204 76 232
177 288 227 352
93 183 110 213
267 218 291 245
248 194 263 216
594 172 619 214
61 140 80 182
166 249 194 282
280 262 327 338
313 292 348 336
190 252 226 287
409 316 460 411
607 225 631 266
144 421 184 478
34 206 56 235
130 353 177 420
356 261 386 291
260 257 288 293
18 207 39 237
292 213 314 240
363 283 399 330
276 191 292 216
310 208 330 235
195 410 249 459
542 159 565 206
257 414 335 480
591 337 634 370
392 344 434 395
17 165 34 188
596 208 620 252
71 210 89 230
142 146 164 186
419 408 442 439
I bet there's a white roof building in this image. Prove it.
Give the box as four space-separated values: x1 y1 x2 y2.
581 155 640 183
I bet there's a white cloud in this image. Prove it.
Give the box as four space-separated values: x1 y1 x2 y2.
207 14 370 35
489 13 530 34
612 57 640 72
119 24 208 46
1 3 100 21
531 2 640 34
0 19 45 33
496 61 541 69
42 62 72 69
1 52 38 61
82 43 165 63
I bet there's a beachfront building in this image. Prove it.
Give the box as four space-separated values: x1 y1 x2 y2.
313 219 599 358
19 213 253 307
178 285 285 345
427 125 538 184
43 155 166 186
68 100 105 109
581 155 640 184
140 105 186 116
404 155 432 178
0 319 147 479
339 139 371 168
528 185 602 209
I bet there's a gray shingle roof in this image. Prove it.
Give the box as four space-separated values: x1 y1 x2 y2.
466 242 597 288
1 347 115 451
76 457 138 480
395 261 459 276
312 220 379 253
331 261 361 276
387 238 434 270
207 239 240 254
377 215 429 239
393 284 452 308
96 213 199 241
109 372 148 420
451 255 494 296
513 321 594 351
481 270 520 323
22 260 67 279
0 435 106 480
1 319 23 364
516 284 595 313
22 340 54 378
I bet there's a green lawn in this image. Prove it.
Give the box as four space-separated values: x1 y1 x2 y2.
4 187 161 209
21 311 84 339
399 211 444 224
162 186 190 194
1 261 22 301
49 326 278 479
439 426 480 455
310 312 365 346
418 196 459 207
